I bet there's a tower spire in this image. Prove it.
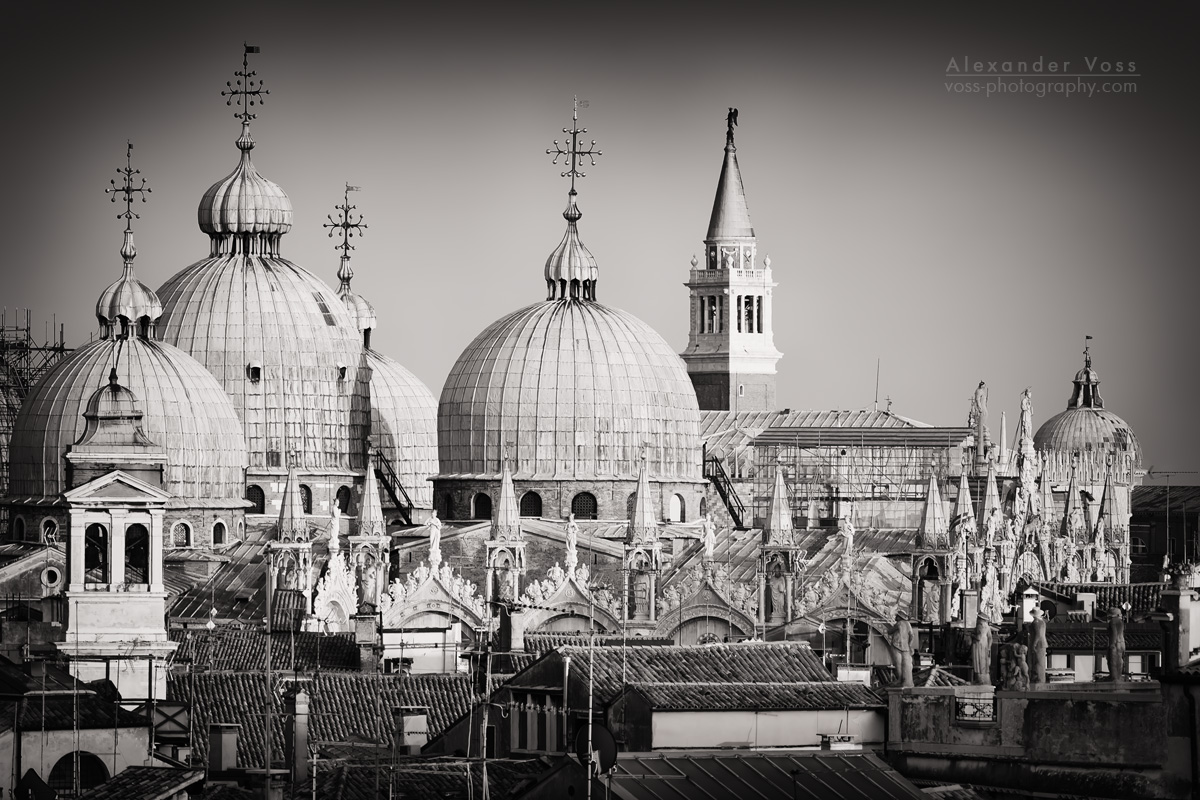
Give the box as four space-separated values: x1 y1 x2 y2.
544 98 602 301
682 109 781 411
763 460 794 545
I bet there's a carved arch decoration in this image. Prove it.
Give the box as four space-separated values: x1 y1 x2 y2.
519 566 621 633
313 551 358 632
380 563 487 630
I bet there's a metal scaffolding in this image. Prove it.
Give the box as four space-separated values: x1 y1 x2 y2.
1 308 72 524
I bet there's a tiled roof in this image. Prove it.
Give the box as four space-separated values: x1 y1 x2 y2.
0 693 148 734
523 632 672 656
170 672 475 768
199 785 259 800
1044 626 1162 651
545 642 832 701
609 751 927 800
1133 485 1200 515
77 766 204 800
0 658 83 696
169 627 360 672
169 539 315 628
312 757 554 800
1031 582 1167 613
913 782 992 800
627 681 882 711
874 665 968 688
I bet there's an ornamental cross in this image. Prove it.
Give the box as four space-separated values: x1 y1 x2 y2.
105 142 150 231
547 96 602 192
222 44 268 123
324 184 367 260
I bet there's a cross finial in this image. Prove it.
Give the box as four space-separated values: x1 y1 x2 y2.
105 141 150 232
325 184 366 287
547 96 602 195
222 44 267 124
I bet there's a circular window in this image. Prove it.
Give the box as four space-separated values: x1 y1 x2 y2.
41 566 62 589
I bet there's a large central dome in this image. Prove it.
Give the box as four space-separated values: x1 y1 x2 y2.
439 299 700 481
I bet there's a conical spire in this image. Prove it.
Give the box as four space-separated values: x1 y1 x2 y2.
981 461 1002 545
952 468 977 546
1094 460 1116 546
919 474 948 549
493 453 521 541
1039 456 1057 525
544 98 602 301
1060 462 1086 543
706 108 755 245
276 460 308 541
763 462 794 545
628 451 658 543
97 143 162 339
358 456 385 540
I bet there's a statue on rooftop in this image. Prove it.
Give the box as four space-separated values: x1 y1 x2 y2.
427 510 442 568
565 513 580 571
701 514 717 560
971 615 993 686
890 611 918 688
1028 605 1048 684
1107 607 1126 681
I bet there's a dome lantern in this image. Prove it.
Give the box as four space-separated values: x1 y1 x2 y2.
544 97 602 302
97 143 162 340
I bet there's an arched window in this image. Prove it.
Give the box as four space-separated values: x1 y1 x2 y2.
171 521 191 548
519 491 542 518
237 519 245 540
336 485 352 514
668 493 685 523
84 524 108 583
212 520 227 546
247 485 266 515
41 518 58 544
473 493 492 521
125 524 150 585
13 516 26 541
572 492 598 521
48 751 110 794
299 484 313 515
699 497 708 518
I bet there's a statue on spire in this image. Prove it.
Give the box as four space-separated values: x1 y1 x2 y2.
726 107 739 144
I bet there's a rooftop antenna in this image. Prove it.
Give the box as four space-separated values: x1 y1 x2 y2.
874 358 881 413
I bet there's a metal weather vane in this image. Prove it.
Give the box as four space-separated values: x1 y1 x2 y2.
222 44 268 123
324 184 367 260
105 141 150 231
547 96 602 194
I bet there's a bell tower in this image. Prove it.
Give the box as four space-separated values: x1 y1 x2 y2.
682 109 782 412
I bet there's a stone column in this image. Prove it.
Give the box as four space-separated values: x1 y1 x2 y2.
109 511 127 587
68 514 86 588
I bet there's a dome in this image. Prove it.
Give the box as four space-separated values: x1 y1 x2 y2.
83 377 141 420
96 232 163 328
156 255 368 473
7 337 248 503
438 299 701 480
367 349 437 509
1034 352 1140 464
197 124 293 245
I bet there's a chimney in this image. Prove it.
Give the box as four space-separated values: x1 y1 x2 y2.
284 681 311 784
394 705 429 754
1160 588 1198 672
496 604 525 654
1020 587 1040 625
353 613 378 671
1076 592 1097 620
208 723 241 773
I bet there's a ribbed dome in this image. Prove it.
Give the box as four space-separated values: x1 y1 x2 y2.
156 255 368 473
340 289 377 333
83 379 141 420
7 337 248 503
96 233 163 327
197 125 293 242
1034 407 1140 462
367 349 437 509
1034 354 1140 463
438 299 701 480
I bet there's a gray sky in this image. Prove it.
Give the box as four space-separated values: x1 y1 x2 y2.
2 1 1197 477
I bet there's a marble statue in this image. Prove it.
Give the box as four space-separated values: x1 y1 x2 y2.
427 510 443 567
1107 607 1126 681
768 570 788 621
701 514 717 560
891 613 917 688
1028 605 1047 684
971 616 992 685
565 513 579 570
1001 643 1029 691
972 381 988 426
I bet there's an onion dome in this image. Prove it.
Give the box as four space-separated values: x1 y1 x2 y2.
440 105 699 482
544 192 598 301
198 122 292 254
1034 349 1140 463
158 60 368 475
95 230 163 337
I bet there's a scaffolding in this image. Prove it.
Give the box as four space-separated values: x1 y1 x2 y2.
1 308 72 524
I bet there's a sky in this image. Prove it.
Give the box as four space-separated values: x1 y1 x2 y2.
1 1 1197 479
